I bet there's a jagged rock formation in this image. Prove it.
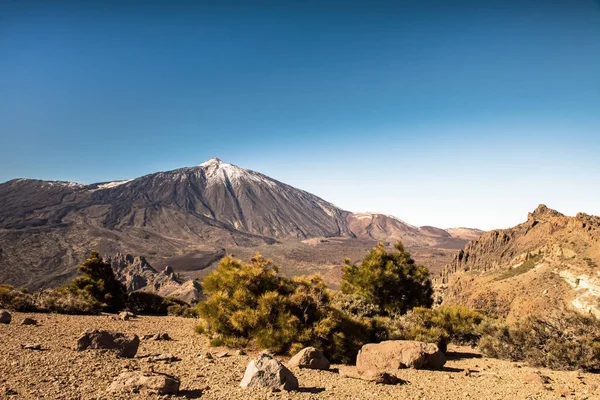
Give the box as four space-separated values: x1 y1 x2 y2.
440 205 600 321
0 158 481 290
107 253 202 304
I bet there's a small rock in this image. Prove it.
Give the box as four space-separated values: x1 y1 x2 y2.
237 349 246 356
21 317 38 326
119 311 136 321
150 353 180 362
339 366 401 385
288 347 330 370
3 388 18 396
523 372 551 384
0 310 11 324
463 368 472 377
21 343 42 351
108 371 180 395
216 351 229 358
199 352 214 360
240 353 298 391
76 329 140 358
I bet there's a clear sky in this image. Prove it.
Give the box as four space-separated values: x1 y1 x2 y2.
1 0 599 230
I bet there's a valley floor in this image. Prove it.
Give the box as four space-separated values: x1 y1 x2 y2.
0 312 598 399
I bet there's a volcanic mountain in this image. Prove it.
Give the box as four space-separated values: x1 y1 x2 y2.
440 205 600 321
0 158 481 290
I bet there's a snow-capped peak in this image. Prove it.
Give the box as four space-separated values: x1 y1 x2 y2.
198 157 223 168
195 158 276 188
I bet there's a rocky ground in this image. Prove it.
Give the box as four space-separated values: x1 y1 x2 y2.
1 312 598 400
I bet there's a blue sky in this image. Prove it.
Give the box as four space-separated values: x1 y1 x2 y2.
1 0 599 230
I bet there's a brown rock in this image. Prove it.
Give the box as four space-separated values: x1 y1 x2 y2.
76 329 140 358
288 347 330 370
356 340 446 371
339 366 401 385
20 343 42 350
0 310 11 324
240 353 298 391
522 372 551 384
118 311 136 321
108 371 180 395
20 318 37 326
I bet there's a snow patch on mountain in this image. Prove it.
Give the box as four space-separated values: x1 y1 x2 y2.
96 179 134 190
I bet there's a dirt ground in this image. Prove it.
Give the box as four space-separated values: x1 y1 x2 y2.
1 312 598 399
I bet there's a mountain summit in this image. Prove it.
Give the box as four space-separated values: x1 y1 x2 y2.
0 159 481 290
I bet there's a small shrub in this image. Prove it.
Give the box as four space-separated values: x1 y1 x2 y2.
127 291 168 315
0 284 37 311
496 253 543 280
341 242 433 316
35 289 101 315
479 311 600 371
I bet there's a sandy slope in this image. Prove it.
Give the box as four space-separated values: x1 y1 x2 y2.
1 312 598 399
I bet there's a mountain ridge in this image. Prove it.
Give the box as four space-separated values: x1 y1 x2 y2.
0 158 483 290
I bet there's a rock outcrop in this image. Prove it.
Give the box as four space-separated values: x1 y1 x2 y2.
288 347 330 370
440 205 600 321
356 340 446 371
76 329 140 358
107 253 202 304
240 353 299 391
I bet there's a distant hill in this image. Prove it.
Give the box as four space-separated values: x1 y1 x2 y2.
0 158 481 290
440 205 600 321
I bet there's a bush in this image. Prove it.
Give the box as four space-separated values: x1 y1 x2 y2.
0 284 37 311
62 251 127 313
166 297 198 318
126 291 168 314
341 242 433 316
196 254 379 363
479 311 600 371
35 289 101 315
386 305 487 352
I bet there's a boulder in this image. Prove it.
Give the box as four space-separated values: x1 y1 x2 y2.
76 329 140 358
0 310 11 324
108 371 180 395
21 318 37 326
356 340 446 372
240 353 299 391
339 366 401 385
288 347 330 370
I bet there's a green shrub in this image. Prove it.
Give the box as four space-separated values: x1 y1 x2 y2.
127 291 168 314
385 305 487 352
167 298 198 318
196 254 378 363
35 288 101 315
0 284 37 311
62 251 127 313
479 311 600 371
341 242 433 316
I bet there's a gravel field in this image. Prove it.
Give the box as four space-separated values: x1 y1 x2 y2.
1 312 598 399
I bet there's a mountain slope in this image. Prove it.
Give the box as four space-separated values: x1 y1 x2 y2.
0 158 480 290
440 205 600 321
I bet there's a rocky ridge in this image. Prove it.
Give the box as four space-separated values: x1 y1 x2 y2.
107 254 202 304
440 205 600 321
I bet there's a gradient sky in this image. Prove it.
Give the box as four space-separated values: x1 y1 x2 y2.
1 0 599 230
